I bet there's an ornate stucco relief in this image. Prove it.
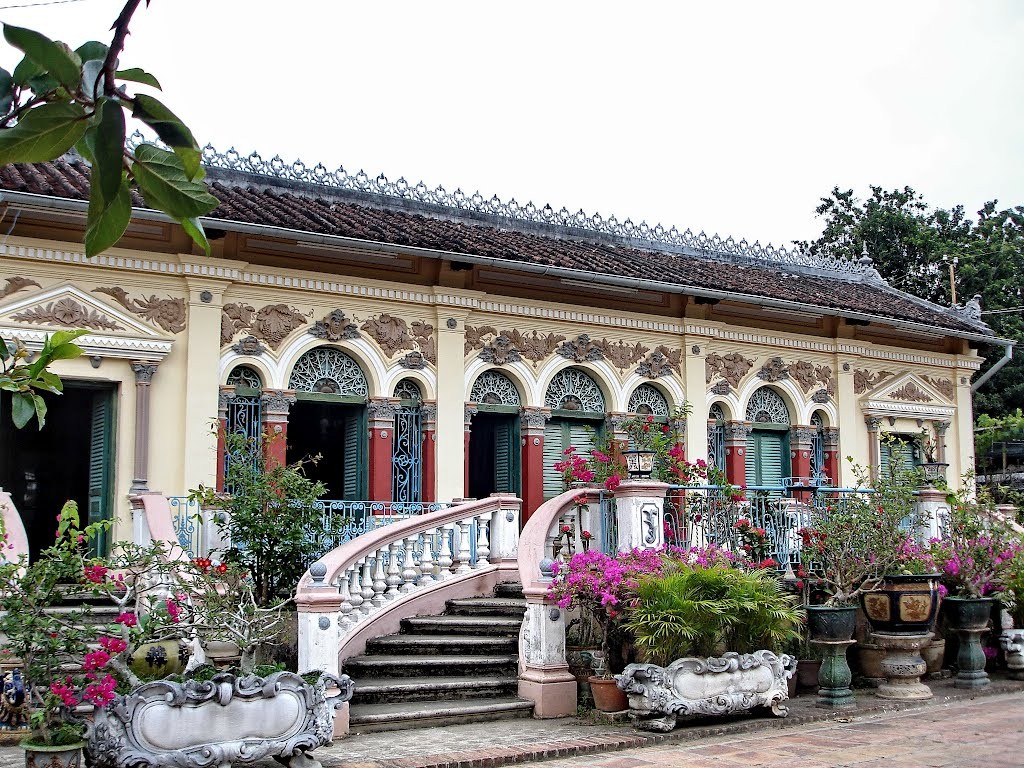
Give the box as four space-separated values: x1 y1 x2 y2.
888 381 934 403
220 302 307 350
464 325 567 367
11 298 123 331
923 376 955 400
0 277 40 298
556 334 605 363
705 352 755 388
636 346 683 379
596 339 649 371
853 368 895 394
94 287 186 334
309 309 360 341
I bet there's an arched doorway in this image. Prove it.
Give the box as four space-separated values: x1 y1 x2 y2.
467 371 521 500
744 387 791 488
286 347 368 499
543 368 605 499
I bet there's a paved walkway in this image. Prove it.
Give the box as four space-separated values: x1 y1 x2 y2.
2 678 1020 768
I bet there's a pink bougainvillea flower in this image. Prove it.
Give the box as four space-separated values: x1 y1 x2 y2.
114 611 138 627
83 564 108 584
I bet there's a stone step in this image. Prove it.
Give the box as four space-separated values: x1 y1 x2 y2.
364 633 518 656
445 597 527 617
494 582 525 599
344 653 518 679
350 675 517 705
348 696 534 733
401 615 522 636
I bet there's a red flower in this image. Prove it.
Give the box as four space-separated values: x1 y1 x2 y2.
795 579 805 590
83 564 108 584
115 612 138 627
216 563 229 574
580 530 593 541
560 524 571 534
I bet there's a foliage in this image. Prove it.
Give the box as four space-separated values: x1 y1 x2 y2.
553 445 595 487
928 487 1023 599
0 2 217 257
1003 550 1024 627
797 459 927 605
0 330 86 429
799 187 1024 418
191 431 331 606
623 564 802 664
0 501 109 745
733 518 777 570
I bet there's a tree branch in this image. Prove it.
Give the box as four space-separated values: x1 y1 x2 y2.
102 0 145 98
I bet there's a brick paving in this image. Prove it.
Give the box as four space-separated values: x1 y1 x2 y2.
1 678 1020 768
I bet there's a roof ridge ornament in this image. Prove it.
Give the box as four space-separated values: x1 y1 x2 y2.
124 131 876 278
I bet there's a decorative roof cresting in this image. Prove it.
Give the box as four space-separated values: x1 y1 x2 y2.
123 131 878 280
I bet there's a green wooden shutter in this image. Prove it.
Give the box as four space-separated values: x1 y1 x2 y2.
494 418 512 493
543 421 564 500
568 423 596 458
745 434 756 485
746 430 788 487
879 437 914 481
88 390 113 556
342 410 365 499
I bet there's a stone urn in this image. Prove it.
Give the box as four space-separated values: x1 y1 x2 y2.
806 605 857 709
944 597 994 689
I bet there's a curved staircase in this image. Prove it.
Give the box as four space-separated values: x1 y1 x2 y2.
343 582 533 732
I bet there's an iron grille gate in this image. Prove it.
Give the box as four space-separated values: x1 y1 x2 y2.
392 406 422 503
225 395 262 490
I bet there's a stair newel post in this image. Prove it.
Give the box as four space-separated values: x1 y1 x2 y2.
456 519 473 574
401 536 420 593
436 524 454 579
347 566 364 618
474 511 492 568
370 550 387 608
418 529 436 585
359 557 375 614
385 541 403 599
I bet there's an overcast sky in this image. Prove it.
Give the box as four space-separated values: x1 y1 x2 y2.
3 0 1023 249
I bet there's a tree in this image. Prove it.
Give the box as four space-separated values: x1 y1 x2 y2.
799 186 1024 418
0 330 86 428
0 0 217 257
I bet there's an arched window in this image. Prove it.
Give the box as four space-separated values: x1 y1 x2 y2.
222 366 263 489
708 403 726 474
744 387 791 488
543 369 606 499
628 383 669 416
288 347 368 397
545 368 604 412
470 371 521 406
392 378 423 503
226 365 262 391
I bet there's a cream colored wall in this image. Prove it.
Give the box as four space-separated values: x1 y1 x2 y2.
0 235 984 518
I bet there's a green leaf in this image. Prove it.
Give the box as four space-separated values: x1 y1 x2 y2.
85 177 130 257
131 94 200 178
46 329 88 347
132 144 218 219
34 369 63 394
31 393 47 429
81 59 103 100
11 55 43 87
74 41 108 63
24 73 59 95
116 67 160 90
0 68 13 115
11 391 34 429
92 98 125 205
75 126 97 164
0 101 88 164
0 335 9 361
3 25 81 91
180 216 211 256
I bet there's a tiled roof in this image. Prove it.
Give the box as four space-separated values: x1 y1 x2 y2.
0 156 992 338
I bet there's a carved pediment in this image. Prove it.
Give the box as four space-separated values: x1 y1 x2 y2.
860 371 956 419
0 285 170 339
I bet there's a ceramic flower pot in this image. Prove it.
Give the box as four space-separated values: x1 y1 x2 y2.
806 605 857 642
588 675 628 712
860 574 942 635
806 606 857 709
22 740 85 768
944 596 994 689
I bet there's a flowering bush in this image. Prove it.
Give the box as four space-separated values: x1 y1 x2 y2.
733 518 777 569
552 446 595 487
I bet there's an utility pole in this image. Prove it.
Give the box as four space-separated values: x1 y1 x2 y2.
944 255 959 305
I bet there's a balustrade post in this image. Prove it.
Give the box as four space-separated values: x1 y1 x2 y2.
385 542 403 599
347 567 364 617
359 558 374 614
456 520 473 573
437 524 454 579
401 536 419 591
371 552 387 607
474 511 492 567
487 494 522 566
296 562 345 679
613 480 670 551
518 565 577 718
419 531 436 584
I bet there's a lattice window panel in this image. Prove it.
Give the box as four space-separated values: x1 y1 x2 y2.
745 387 790 424
810 411 826 481
288 347 368 396
628 383 669 416
393 377 423 402
545 368 605 412
226 365 262 390
708 403 726 473
470 370 521 406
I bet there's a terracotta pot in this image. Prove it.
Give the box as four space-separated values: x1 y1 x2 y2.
22 741 84 768
860 574 941 635
588 675 628 712
922 637 946 674
796 659 821 691
855 642 886 681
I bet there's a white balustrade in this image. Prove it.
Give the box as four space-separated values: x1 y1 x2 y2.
359 558 374 614
371 554 387 607
474 512 491 568
401 536 419 592
456 520 473 574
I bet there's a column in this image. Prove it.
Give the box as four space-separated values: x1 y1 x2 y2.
215 386 235 493
723 421 751 488
464 405 478 498
934 420 950 465
824 427 841 488
130 362 158 493
952 372 974 492
434 307 473 502
790 425 816 498
261 389 296 469
520 407 551 523
866 416 882 485
614 479 670 551
420 402 437 502
367 398 399 502
683 343 709 466
835 359 861 488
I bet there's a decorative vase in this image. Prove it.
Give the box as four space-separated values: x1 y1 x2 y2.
1000 629 1024 681
944 596 994 689
860 574 941 635
588 676 628 712
22 741 84 768
806 605 856 709
130 640 183 679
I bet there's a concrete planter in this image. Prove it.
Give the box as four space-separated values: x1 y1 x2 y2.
22 741 84 768
87 671 353 768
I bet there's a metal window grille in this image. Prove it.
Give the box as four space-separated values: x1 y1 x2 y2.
545 368 604 412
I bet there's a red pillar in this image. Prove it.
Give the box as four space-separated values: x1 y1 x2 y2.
421 402 437 502
216 386 233 493
724 421 751 489
261 389 296 470
520 407 551 524
790 425 815 499
368 398 399 502
464 405 477 498
824 427 841 487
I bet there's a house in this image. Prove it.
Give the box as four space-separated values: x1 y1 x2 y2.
0 140 1006 560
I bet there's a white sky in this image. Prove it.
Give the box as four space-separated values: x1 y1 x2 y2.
3 0 1023 248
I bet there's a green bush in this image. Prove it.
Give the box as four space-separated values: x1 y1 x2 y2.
623 564 802 665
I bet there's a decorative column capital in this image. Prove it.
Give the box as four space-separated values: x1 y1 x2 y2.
420 401 438 429
607 412 631 434
261 389 297 419
217 385 237 417
520 406 552 433
791 425 818 448
723 420 752 444
464 405 479 428
933 420 950 435
865 416 883 432
823 427 841 448
368 397 400 430
130 361 158 385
